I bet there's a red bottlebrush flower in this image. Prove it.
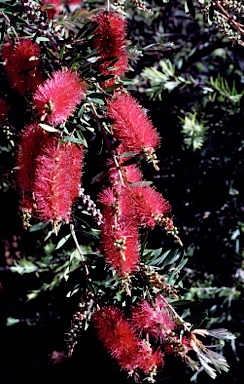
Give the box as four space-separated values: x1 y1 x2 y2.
15 124 49 214
109 162 143 186
122 164 143 183
33 69 86 126
92 11 128 87
100 206 140 276
107 93 160 157
99 186 139 276
33 138 84 224
1 40 14 61
98 187 115 207
92 306 164 375
1 39 44 94
129 184 171 228
0 98 9 122
135 342 164 374
132 295 177 342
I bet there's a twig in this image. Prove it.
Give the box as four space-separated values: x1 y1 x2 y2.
90 102 125 186
70 223 91 279
160 295 191 332
213 0 244 35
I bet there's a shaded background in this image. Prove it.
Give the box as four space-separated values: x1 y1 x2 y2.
0 0 243 383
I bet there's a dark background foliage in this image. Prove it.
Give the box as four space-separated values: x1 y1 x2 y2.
0 0 243 383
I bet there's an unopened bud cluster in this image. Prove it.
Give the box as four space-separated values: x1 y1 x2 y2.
140 264 178 297
79 188 103 226
65 294 94 357
223 0 244 13
213 12 241 42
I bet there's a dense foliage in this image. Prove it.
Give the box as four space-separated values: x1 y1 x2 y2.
0 1 243 383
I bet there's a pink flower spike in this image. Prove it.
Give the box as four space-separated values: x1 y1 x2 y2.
92 306 164 376
129 185 171 228
1 39 43 94
33 69 86 126
123 164 143 183
132 295 177 342
100 207 140 276
15 123 49 214
92 11 128 88
107 93 160 157
33 138 84 225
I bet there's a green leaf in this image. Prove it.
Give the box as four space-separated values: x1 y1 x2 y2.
39 123 59 133
90 169 110 184
56 234 71 250
162 249 182 267
10 261 38 275
129 181 153 188
119 151 138 158
36 36 50 42
175 257 188 272
121 155 143 167
63 135 87 147
66 287 80 297
59 43 66 60
104 82 124 93
6 317 20 326
76 229 100 240
148 249 169 266
29 221 48 232
88 97 105 105
78 22 99 39
169 299 193 306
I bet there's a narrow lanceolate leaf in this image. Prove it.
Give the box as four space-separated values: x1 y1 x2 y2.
39 123 59 133
56 234 72 250
162 249 182 267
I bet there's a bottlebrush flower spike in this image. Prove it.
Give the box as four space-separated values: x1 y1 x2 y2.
107 93 160 167
122 164 143 183
16 123 49 216
33 69 86 126
0 98 9 121
109 162 143 185
99 185 139 276
92 11 128 87
99 204 140 276
92 306 164 377
33 137 84 225
129 184 171 229
1 39 43 94
132 295 177 341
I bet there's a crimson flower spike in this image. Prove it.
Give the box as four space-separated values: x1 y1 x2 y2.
33 69 86 126
92 306 164 380
32 137 84 228
107 92 160 169
1 39 44 94
15 123 49 222
98 187 140 278
92 11 128 88
131 295 178 341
